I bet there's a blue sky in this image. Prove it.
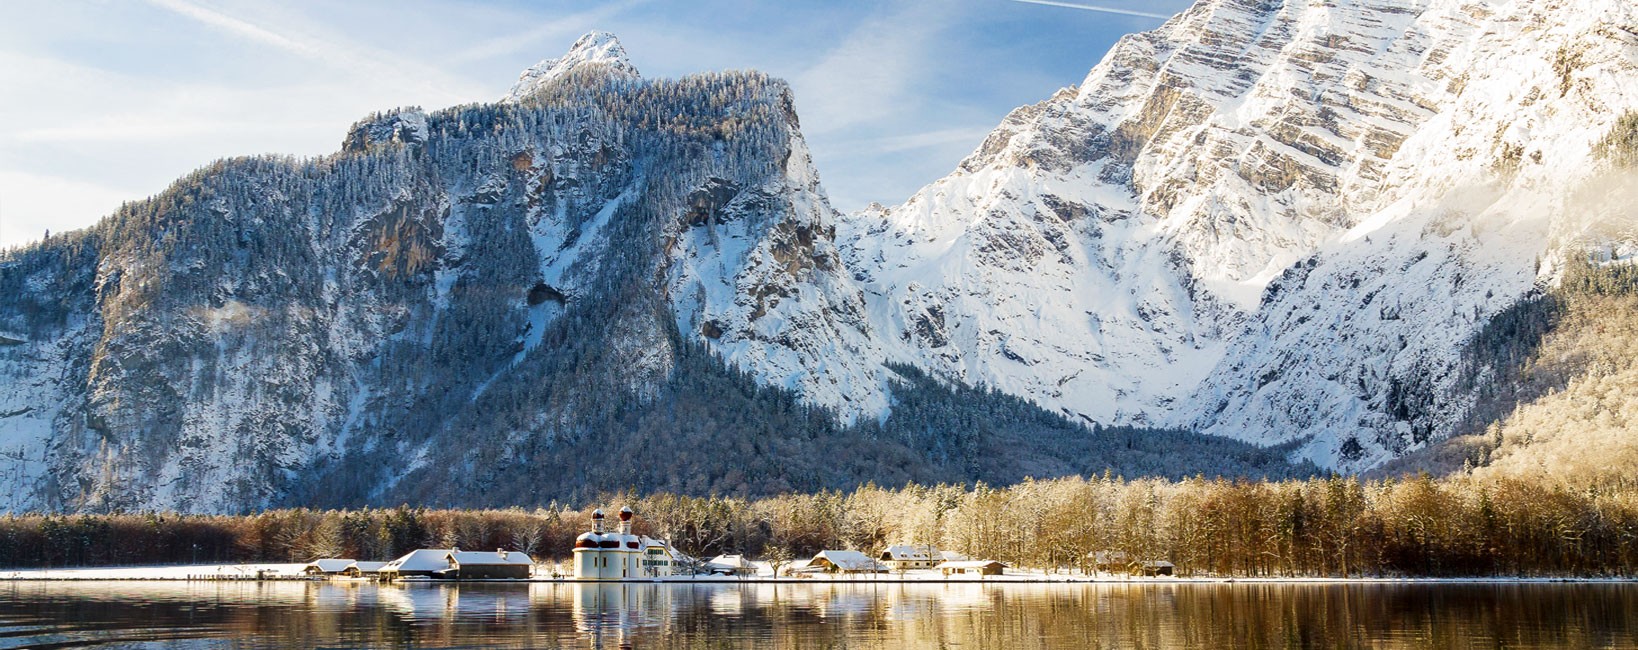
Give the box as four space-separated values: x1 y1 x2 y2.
0 0 1193 248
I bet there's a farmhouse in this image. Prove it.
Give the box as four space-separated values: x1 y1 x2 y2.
878 546 937 570
878 545 967 570
573 506 678 579
937 560 1006 577
802 550 887 574
302 558 355 576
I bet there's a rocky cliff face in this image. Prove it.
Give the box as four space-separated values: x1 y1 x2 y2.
0 36 895 511
840 0 1638 470
2 0 1635 511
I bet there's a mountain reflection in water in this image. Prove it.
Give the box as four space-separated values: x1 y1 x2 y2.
0 581 1634 649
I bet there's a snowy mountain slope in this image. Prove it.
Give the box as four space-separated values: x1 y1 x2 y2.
506 31 638 102
0 36 823 510
838 0 1477 426
1179 0 1638 470
0 35 935 511
838 0 1638 469
661 125 891 418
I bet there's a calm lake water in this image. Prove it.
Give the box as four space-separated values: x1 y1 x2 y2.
0 580 1635 649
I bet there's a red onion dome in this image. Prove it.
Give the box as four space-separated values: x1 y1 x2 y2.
573 532 601 549
625 540 639 549
618 506 633 521
592 509 606 519
598 539 620 549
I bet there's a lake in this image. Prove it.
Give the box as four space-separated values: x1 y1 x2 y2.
0 580 1635 648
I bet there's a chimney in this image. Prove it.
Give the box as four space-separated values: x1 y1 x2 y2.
498 549 508 559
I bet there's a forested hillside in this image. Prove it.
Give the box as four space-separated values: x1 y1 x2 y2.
1382 256 1638 485
3 473 1633 578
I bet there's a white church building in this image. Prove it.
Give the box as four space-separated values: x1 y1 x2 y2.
573 506 679 579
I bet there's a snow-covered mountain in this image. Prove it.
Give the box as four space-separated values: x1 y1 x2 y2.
840 0 1638 470
0 40 909 511
505 30 639 102
2 0 1635 512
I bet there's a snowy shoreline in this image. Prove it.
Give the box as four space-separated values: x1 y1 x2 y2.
1 564 1632 584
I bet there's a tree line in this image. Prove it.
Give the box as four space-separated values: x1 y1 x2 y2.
2 472 1633 577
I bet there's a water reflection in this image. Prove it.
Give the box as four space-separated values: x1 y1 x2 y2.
0 580 1634 649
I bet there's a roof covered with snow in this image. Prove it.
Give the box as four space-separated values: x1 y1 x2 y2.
382 549 455 573
880 546 932 561
706 554 756 569
810 550 885 572
450 550 533 566
305 558 355 573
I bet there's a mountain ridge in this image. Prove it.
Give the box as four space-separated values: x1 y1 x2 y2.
3 1 1636 512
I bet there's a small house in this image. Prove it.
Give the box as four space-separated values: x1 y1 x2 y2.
705 554 757 576
380 549 456 580
878 545 944 571
1087 550 1130 573
803 550 887 574
342 561 389 578
445 549 534 579
302 558 356 576
1136 560 1175 577
937 560 1006 577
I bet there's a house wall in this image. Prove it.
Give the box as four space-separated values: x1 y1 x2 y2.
382 569 438 581
453 564 530 579
574 549 601 579
620 550 640 579
641 550 672 577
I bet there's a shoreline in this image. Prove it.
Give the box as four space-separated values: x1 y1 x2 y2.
1 564 1633 584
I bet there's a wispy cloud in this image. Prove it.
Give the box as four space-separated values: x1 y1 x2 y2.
830 127 995 157
793 2 954 137
141 0 479 103
144 0 320 59
1010 0 1173 20
8 117 336 144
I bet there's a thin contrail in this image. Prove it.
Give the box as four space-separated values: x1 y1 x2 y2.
1010 0 1173 20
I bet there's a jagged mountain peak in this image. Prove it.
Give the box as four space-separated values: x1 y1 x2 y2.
506 30 638 102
